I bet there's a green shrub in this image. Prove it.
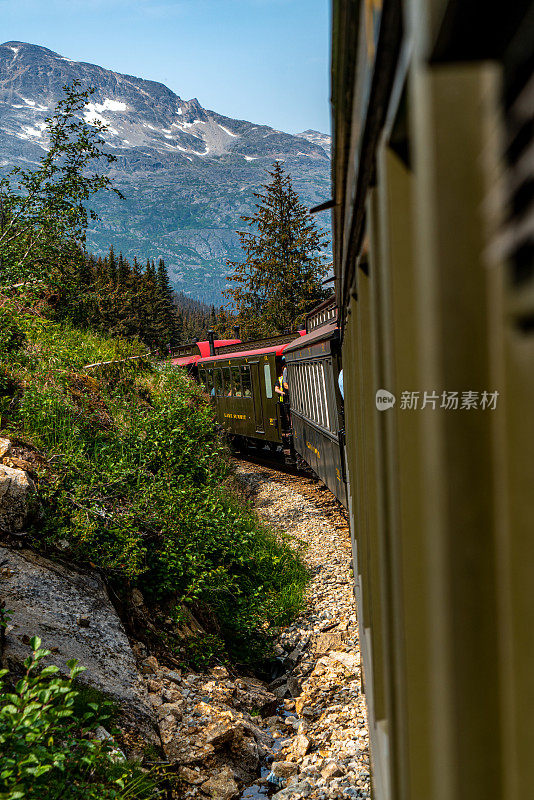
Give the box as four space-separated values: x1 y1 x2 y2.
0 637 160 800
0 307 25 355
2 302 308 664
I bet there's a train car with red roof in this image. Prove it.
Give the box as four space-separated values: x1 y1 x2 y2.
196 332 301 450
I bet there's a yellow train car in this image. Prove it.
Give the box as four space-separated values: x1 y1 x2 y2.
331 2 534 798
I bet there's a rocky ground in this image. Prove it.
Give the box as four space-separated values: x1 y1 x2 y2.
0 436 371 799
138 461 371 799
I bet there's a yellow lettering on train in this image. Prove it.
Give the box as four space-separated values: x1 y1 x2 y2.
306 441 321 458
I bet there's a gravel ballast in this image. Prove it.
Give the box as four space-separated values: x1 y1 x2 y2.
236 462 371 800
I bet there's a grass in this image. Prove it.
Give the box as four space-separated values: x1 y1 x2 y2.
0 297 308 665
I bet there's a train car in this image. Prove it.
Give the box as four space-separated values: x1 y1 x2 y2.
331 2 534 799
197 332 301 448
170 337 241 373
284 296 347 506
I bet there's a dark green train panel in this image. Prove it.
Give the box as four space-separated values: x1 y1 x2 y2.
284 322 347 506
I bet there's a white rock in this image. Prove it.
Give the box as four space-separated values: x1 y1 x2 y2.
0 465 35 533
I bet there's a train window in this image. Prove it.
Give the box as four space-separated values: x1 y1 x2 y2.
223 367 232 396
292 364 299 412
315 364 324 426
310 364 318 424
320 365 327 427
314 364 322 426
231 366 242 397
305 364 312 419
241 365 252 397
264 363 273 398
290 365 298 412
214 369 223 397
206 369 214 398
297 364 304 413
317 364 324 426
302 365 308 417
320 363 330 429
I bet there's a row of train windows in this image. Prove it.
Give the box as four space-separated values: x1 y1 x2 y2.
289 361 332 432
199 365 253 398
309 306 336 331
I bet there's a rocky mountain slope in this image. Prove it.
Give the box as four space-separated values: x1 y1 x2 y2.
0 41 332 302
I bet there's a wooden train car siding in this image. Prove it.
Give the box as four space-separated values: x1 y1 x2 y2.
198 350 284 444
285 324 347 506
331 1 534 799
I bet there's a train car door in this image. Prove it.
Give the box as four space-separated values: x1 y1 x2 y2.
249 361 265 434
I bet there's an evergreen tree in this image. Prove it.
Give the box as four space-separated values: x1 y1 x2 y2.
78 254 94 288
225 162 329 337
217 305 229 338
117 251 129 287
107 246 117 288
157 258 173 301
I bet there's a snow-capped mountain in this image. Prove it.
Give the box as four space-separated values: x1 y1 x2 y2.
0 42 331 301
296 129 331 156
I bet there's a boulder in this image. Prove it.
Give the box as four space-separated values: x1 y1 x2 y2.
201 766 239 799
321 760 344 779
178 766 206 785
161 734 214 765
233 676 278 717
289 734 311 759
0 545 155 740
271 761 299 779
287 676 302 697
205 717 244 747
328 650 360 673
0 438 11 458
313 632 346 655
0 465 35 533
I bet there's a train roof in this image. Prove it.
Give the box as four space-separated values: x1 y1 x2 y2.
198 342 290 364
170 338 241 367
283 322 339 353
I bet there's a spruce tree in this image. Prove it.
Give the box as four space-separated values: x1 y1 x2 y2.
225 162 329 337
117 251 129 287
107 246 117 288
157 258 173 301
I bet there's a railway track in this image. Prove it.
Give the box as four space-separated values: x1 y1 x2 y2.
231 449 350 531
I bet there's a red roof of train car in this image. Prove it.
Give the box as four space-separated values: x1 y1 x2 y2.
197 331 307 364
198 343 288 363
170 339 241 367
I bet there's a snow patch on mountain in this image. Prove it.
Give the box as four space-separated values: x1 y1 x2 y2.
296 129 331 156
219 124 238 137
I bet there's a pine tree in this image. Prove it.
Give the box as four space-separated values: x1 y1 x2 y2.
78 254 94 288
225 162 329 337
107 246 117 288
217 305 229 337
117 251 130 287
157 258 173 301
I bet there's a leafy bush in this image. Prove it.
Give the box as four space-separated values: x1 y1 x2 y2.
1 301 308 663
0 637 160 800
0 307 25 355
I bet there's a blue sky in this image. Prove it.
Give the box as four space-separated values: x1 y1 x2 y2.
0 0 331 134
